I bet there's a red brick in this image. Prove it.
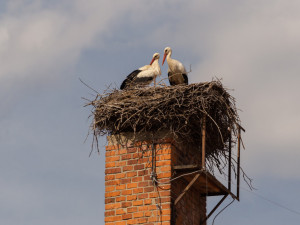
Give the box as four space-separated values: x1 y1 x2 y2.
106 156 120 162
127 171 137 177
121 202 132 208
132 188 144 194
149 192 158 198
144 211 152 217
127 159 138 165
105 168 121 174
105 186 115 192
138 170 148 176
144 199 153 205
138 205 149 211
160 154 171 160
122 213 132 220
118 149 127 154
105 198 115 204
132 177 143 182
105 180 120 186
127 194 137 201
105 203 121 210
115 173 126 179
162 209 171 215
116 184 126 190
116 196 126 202
144 186 154 192
105 215 122 222
148 205 157 210
127 207 137 213
105 150 116 157
157 172 172 179
132 200 143 206
105 191 121 198
105 162 115 168
120 178 131 184
121 189 132 195
156 161 171 166
162 215 171 221
160 196 171 203
105 223 115 225
115 161 126 167
127 147 137 153
116 209 126 215
143 175 151 181
138 181 150 187
138 193 148 199
105 210 115 217
133 212 144 218
137 218 148 224
123 165 133 171
121 154 131 160
105 174 115 181
159 190 170 197
127 219 138 225
127 183 137 189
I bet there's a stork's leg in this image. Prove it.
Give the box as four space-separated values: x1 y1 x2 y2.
154 77 156 87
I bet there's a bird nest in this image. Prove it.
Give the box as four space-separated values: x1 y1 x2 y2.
84 79 253 188
89 80 241 159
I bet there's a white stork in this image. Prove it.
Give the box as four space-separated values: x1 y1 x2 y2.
120 53 161 90
162 47 188 86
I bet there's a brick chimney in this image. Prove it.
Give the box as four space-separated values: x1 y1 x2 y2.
104 132 206 225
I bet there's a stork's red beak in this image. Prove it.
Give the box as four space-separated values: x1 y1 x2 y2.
150 57 155 65
162 53 167 65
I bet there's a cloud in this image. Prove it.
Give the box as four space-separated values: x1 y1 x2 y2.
1 0 300 178
0 1 107 80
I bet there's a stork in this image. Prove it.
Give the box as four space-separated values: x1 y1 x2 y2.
120 53 161 90
162 47 188 86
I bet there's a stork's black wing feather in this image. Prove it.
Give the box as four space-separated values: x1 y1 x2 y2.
168 72 176 86
182 74 188 85
120 70 141 90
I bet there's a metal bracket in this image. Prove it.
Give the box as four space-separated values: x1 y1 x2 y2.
174 172 201 205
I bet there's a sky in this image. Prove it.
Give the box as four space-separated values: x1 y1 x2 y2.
1 0 300 224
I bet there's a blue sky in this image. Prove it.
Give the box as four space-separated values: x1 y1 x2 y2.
1 0 300 224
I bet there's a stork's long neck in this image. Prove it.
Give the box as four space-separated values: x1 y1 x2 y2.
166 50 174 68
152 59 161 75
166 50 172 61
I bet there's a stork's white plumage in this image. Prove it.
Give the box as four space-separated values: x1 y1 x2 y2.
162 47 188 86
120 53 161 90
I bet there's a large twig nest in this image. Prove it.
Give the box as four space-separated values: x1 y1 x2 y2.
88 80 241 156
85 80 253 188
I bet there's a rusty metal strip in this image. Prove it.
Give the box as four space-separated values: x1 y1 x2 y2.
237 127 241 201
228 127 232 192
174 173 201 205
201 115 206 169
200 194 229 225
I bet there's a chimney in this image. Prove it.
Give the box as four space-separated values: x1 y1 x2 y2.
104 133 206 225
